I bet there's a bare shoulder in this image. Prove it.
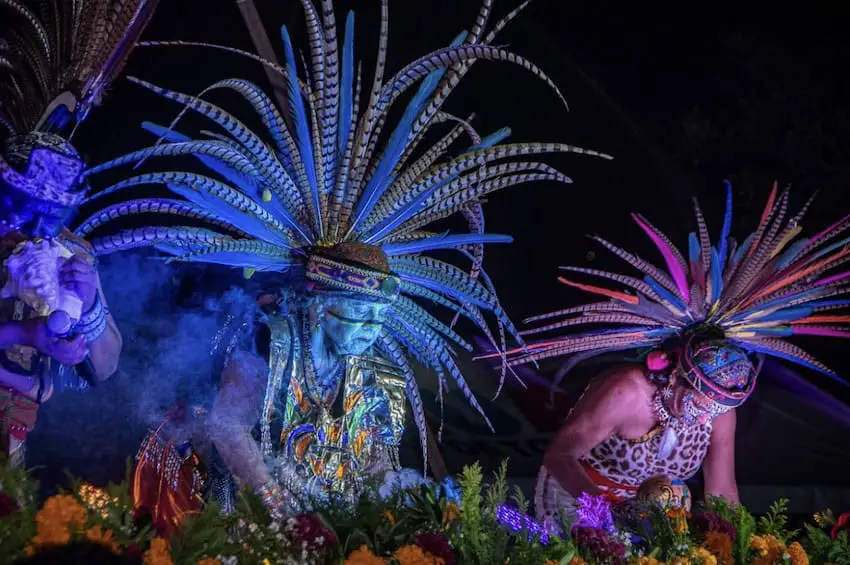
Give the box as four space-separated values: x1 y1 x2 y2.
590 364 649 402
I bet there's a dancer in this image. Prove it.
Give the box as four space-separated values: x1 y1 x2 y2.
76 0 611 530
0 0 159 467
493 184 850 526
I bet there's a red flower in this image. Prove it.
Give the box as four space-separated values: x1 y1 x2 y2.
0 491 19 518
832 512 850 540
292 513 338 550
414 532 456 565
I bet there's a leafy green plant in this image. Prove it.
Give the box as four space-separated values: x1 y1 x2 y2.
758 497 799 544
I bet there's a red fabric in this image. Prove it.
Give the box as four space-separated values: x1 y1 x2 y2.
0 388 39 454
132 425 205 538
580 459 639 503
833 512 850 540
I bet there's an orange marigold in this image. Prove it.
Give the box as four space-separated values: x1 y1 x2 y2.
569 558 586 565
442 502 460 524
143 537 174 565
197 559 222 565
631 557 663 565
702 531 733 565
345 545 386 565
391 544 445 565
86 525 120 554
670 558 691 565
751 534 785 565
787 542 809 565
28 494 88 549
382 510 396 527
691 547 717 565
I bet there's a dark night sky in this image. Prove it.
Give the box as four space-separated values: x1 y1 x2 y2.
75 0 850 399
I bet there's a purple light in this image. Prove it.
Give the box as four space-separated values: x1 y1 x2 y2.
495 504 557 544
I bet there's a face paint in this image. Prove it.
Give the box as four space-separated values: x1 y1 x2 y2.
681 389 730 425
319 296 389 356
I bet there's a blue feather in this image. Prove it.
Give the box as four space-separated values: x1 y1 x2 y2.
746 326 794 337
776 238 810 269
281 25 321 236
350 31 468 232
808 235 850 262
718 180 733 271
364 174 459 243
467 127 511 152
167 183 290 248
338 11 355 158
398 272 490 309
731 339 846 384
141 122 258 192
744 306 813 324
708 247 723 303
727 289 822 322
688 232 700 265
643 276 689 313
732 232 755 266
382 233 512 255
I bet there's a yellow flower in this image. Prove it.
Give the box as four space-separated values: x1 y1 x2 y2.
85 525 120 554
631 557 663 565
442 502 460 524
143 537 174 565
391 544 446 565
670 558 690 565
787 542 809 565
345 545 386 565
667 507 690 533
197 560 222 565
382 510 396 527
702 531 733 565
750 535 785 565
78 483 118 519
690 547 717 565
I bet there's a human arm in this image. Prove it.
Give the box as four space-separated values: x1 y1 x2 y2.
207 351 272 492
702 409 739 503
542 366 647 498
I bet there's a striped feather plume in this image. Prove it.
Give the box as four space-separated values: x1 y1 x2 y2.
0 0 160 136
488 183 850 388
76 0 611 453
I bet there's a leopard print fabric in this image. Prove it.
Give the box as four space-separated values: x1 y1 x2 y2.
534 383 712 527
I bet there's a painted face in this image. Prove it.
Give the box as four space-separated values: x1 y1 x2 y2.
318 295 390 356
680 388 730 425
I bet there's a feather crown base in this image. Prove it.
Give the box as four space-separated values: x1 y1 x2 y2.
1 132 86 208
306 243 400 302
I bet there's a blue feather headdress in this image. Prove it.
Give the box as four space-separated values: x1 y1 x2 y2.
75 0 612 462
496 182 850 396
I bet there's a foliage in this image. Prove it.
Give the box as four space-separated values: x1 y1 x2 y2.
2 460 848 564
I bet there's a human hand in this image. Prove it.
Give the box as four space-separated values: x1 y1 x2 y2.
20 317 87 365
60 255 99 312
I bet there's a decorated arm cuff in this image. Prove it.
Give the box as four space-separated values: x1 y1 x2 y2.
76 293 108 343
257 480 286 519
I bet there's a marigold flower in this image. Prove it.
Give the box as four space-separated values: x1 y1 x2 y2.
345 545 386 565
197 559 222 565
28 494 87 549
86 525 120 554
442 502 460 524
631 557 662 565
143 537 174 565
392 544 446 565
702 531 733 565
690 547 717 565
569 558 586 565
670 558 690 565
787 542 809 565
751 534 784 565
382 510 396 527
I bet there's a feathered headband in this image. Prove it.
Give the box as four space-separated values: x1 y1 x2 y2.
491 182 850 397
74 0 612 463
0 0 159 208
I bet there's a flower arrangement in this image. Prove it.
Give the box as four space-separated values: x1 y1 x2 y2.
2 460 849 564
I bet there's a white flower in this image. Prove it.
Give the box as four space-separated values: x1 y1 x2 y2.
315 536 324 547
248 522 259 533
269 521 280 533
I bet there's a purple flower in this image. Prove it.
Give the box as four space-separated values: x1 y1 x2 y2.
572 526 627 564
576 492 616 534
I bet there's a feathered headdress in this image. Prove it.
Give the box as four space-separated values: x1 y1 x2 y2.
74 0 612 462
502 182 850 396
0 0 160 211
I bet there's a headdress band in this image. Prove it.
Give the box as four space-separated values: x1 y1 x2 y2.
305 255 401 302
